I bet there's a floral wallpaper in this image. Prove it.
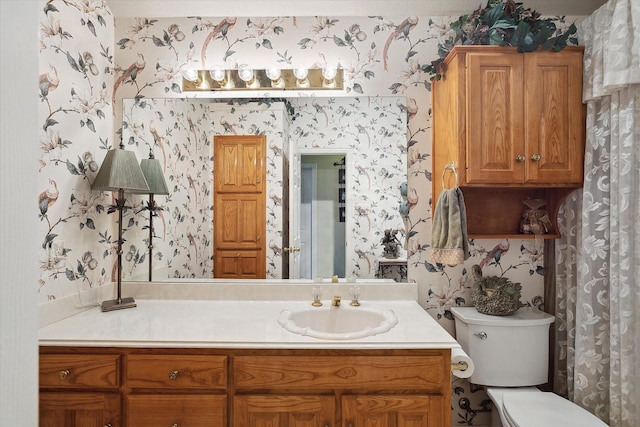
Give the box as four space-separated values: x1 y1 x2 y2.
37 1 581 424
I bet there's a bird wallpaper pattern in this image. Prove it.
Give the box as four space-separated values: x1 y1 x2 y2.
37 0 579 424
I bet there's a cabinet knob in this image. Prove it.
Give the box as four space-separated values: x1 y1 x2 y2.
104 424 112 427
58 369 70 380
236 252 241 258
168 370 179 380
515 154 525 162
531 153 541 161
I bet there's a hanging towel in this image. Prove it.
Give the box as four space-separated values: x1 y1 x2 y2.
428 187 470 266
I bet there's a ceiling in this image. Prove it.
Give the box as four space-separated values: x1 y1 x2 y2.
108 0 608 18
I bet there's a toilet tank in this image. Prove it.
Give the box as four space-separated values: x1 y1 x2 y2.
450 307 555 387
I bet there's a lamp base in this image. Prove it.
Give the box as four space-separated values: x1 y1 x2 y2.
101 297 137 312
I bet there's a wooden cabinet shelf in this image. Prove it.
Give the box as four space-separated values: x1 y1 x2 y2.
432 46 585 239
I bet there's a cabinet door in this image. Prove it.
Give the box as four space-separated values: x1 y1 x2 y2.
343 395 443 427
126 394 226 427
233 395 335 427
40 392 120 427
524 51 585 184
214 135 265 193
466 52 525 184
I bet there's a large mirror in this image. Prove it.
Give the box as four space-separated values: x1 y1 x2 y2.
121 96 407 281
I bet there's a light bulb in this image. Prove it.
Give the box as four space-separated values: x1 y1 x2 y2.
238 65 254 82
265 68 281 81
182 68 199 82
322 67 337 81
293 67 308 80
209 69 226 82
293 67 309 88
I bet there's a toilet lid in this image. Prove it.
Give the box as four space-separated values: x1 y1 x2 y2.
502 391 608 427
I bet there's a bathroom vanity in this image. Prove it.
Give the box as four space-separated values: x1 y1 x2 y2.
38 283 460 427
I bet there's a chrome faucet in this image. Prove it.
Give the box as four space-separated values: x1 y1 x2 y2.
332 296 342 307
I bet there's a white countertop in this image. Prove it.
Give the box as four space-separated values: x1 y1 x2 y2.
39 298 459 350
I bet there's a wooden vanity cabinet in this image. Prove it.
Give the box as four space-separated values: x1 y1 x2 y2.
232 352 449 427
40 348 451 427
432 45 585 238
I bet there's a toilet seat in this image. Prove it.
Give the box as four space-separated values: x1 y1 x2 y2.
501 391 608 427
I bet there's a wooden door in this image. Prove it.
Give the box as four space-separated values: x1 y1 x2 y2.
233 395 335 427
40 392 120 427
466 52 525 184
524 50 585 184
343 395 443 427
213 135 266 278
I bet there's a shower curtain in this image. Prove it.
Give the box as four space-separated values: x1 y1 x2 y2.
554 1 639 426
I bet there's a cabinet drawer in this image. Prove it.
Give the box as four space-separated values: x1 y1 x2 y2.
40 354 120 389
234 355 446 391
127 354 227 389
127 394 226 427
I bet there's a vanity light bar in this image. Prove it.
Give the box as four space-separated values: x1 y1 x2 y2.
182 68 344 92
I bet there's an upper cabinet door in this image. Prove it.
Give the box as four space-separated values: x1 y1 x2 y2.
524 51 585 184
214 135 266 193
466 52 525 184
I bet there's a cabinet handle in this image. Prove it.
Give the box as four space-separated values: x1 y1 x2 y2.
531 153 541 161
58 369 70 380
104 424 112 427
168 370 179 380
474 331 488 340
515 154 525 162
236 252 241 258
172 424 178 427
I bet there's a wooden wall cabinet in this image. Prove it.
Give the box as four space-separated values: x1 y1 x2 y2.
432 46 585 238
40 348 451 427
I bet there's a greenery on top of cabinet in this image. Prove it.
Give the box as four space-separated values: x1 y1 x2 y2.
425 0 578 79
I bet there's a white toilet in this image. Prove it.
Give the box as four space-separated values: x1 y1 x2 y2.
451 306 608 427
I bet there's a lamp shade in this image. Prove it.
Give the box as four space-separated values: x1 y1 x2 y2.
139 157 169 195
91 148 149 192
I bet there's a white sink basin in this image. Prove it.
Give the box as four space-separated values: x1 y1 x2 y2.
278 306 398 340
